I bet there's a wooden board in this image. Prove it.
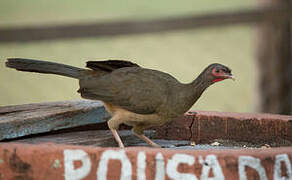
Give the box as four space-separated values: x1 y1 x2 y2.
7 130 145 147
0 100 110 141
6 130 191 148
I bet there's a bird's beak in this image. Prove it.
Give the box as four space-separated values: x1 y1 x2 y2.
222 73 235 81
226 74 235 81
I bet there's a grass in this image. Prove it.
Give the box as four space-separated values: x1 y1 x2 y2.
0 0 257 113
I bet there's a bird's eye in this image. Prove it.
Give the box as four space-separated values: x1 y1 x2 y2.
215 69 220 73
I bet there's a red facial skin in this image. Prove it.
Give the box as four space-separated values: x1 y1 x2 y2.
211 68 228 83
213 78 225 83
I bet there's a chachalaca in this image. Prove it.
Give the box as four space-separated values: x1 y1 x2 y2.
6 58 234 148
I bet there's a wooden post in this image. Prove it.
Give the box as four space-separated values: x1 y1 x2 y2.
256 0 292 114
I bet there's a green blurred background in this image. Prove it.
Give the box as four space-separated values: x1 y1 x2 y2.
0 0 257 112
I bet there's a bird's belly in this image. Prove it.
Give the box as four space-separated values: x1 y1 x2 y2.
123 113 164 127
120 110 165 127
103 102 168 127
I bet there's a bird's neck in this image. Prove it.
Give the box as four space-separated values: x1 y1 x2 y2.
178 73 212 113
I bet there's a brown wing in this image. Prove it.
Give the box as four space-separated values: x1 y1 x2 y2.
86 60 140 72
79 67 179 114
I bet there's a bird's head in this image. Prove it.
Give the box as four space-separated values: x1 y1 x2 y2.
204 63 234 83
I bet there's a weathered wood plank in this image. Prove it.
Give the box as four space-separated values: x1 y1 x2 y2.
0 100 110 141
6 130 191 148
7 130 146 147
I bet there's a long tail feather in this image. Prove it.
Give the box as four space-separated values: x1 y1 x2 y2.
6 58 85 79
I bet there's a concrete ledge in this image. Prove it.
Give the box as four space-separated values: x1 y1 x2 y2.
155 111 292 144
0 143 291 179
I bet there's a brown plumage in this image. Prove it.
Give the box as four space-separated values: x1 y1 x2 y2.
6 58 234 148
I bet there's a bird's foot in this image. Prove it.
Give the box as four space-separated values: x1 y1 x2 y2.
134 133 161 148
151 142 161 148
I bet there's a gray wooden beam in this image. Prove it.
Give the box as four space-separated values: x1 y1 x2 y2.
0 5 291 42
0 100 110 140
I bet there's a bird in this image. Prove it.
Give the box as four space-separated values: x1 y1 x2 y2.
6 58 234 148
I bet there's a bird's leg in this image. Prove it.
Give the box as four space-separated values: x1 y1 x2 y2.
133 127 161 148
110 128 124 148
134 133 161 148
108 117 124 148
